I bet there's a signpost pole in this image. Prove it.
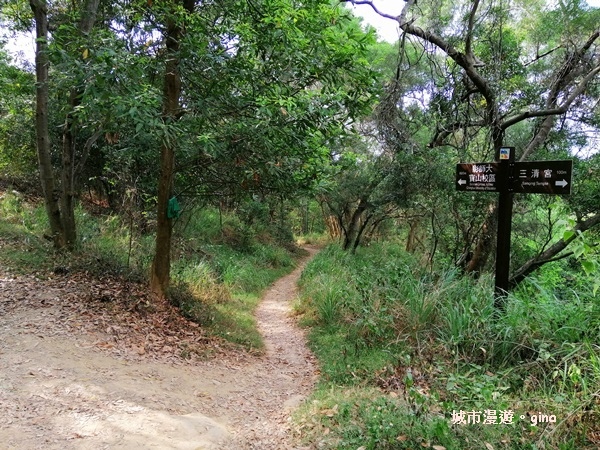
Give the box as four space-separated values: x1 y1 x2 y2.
455 147 572 308
495 189 513 303
494 147 514 307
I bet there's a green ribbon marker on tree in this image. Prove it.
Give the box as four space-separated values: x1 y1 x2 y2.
167 196 181 219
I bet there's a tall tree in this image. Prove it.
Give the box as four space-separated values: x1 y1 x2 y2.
149 0 379 296
150 0 195 298
59 0 101 248
350 0 600 281
30 0 65 248
28 0 102 249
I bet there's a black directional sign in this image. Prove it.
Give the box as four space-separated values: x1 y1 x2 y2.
512 160 573 195
456 162 501 192
455 147 573 301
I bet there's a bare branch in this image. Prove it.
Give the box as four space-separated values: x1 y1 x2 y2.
398 0 417 26
465 0 481 58
346 0 495 117
524 45 563 67
547 30 600 108
519 62 600 160
342 0 400 21
74 129 102 175
429 119 487 147
510 213 600 287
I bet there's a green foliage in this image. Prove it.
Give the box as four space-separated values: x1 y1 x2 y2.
0 190 52 272
170 240 296 350
571 154 600 217
523 0 600 51
167 205 298 349
0 191 151 276
167 0 381 207
295 385 460 450
296 243 600 449
0 48 36 178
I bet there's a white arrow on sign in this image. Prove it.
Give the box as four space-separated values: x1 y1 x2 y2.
458 179 467 186
555 179 568 188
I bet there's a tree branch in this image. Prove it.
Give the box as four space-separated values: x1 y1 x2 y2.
74 129 102 175
346 0 497 128
345 0 400 21
519 62 600 160
465 0 481 58
510 213 600 287
429 119 486 147
524 45 563 67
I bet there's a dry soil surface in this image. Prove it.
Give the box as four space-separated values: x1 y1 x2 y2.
0 248 319 450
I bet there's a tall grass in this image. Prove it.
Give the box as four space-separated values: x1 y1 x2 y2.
295 242 600 449
168 206 299 350
0 191 54 272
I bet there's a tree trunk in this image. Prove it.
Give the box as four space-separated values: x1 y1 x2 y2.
150 143 175 298
150 0 195 298
342 198 368 251
406 218 421 253
30 0 101 250
30 0 66 249
465 203 498 276
61 92 78 249
351 212 373 254
302 200 309 235
60 0 101 249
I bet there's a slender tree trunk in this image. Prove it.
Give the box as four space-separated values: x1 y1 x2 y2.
61 93 77 248
150 0 194 298
150 27 179 298
302 200 309 235
351 212 373 254
30 0 65 249
30 0 100 250
406 219 420 253
465 203 498 275
60 0 101 249
151 143 175 298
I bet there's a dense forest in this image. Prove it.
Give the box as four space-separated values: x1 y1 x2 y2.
1 0 599 448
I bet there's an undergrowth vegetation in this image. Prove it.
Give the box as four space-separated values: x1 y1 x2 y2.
294 243 600 449
0 191 300 352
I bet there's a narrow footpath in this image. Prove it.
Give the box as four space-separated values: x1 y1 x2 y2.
0 247 319 449
220 245 319 448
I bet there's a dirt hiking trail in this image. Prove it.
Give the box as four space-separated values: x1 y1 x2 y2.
0 247 319 449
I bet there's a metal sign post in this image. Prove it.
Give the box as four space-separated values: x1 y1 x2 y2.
455 147 573 308
494 147 514 304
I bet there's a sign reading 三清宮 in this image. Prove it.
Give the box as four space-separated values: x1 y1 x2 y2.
512 160 573 195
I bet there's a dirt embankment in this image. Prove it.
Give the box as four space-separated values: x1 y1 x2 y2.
0 248 319 449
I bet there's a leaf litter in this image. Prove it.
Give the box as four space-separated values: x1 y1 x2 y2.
0 247 319 449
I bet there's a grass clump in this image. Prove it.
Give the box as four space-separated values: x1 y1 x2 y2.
294 385 460 450
0 190 154 278
294 242 600 449
170 241 296 351
168 207 300 350
0 191 54 273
